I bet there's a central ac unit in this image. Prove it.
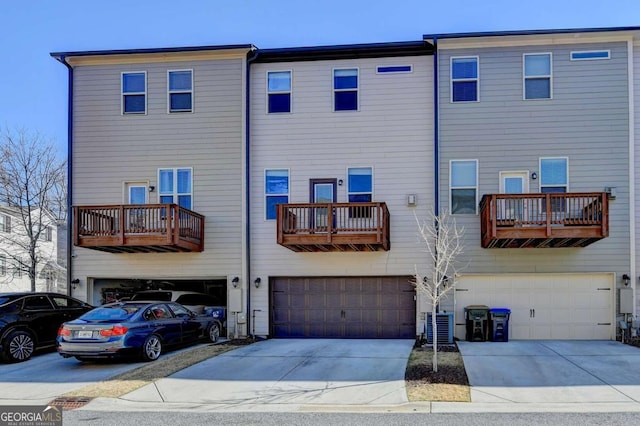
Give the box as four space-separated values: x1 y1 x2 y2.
426 312 454 344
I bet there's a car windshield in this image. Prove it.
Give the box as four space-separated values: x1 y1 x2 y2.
81 305 143 321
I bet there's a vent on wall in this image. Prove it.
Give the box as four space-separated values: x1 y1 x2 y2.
426 312 454 344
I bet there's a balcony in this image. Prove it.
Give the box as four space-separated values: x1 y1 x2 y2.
480 192 608 248
73 204 204 253
276 202 390 252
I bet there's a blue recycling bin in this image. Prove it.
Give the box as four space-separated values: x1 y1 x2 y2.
489 308 511 342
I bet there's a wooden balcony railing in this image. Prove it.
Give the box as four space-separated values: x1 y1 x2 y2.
480 192 608 248
276 202 390 252
73 204 204 253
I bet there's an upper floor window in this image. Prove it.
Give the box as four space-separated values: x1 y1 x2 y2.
168 70 193 113
265 169 289 220
267 71 291 113
334 68 358 111
540 157 568 193
347 167 373 203
159 168 192 209
451 57 479 102
122 72 146 114
570 50 610 61
0 214 10 233
376 65 412 74
38 225 52 242
524 53 552 100
450 160 478 214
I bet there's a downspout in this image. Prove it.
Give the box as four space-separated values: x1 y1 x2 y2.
627 38 636 318
245 48 259 337
57 55 74 297
433 37 440 213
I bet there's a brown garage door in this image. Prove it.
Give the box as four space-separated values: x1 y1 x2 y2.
271 276 415 338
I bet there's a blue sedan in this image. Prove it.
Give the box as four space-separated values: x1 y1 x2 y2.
56 301 221 362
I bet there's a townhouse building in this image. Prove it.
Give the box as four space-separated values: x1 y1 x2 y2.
53 26 640 342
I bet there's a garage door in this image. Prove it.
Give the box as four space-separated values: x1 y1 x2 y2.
454 273 614 340
271 276 416 338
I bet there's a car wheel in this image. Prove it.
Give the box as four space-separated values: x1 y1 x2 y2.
207 323 220 343
2 331 35 363
141 334 162 362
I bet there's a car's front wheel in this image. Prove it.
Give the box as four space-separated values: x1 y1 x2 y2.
207 322 220 343
2 330 35 363
141 334 162 361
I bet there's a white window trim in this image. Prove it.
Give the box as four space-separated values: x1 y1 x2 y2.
264 168 290 221
0 255 6 276
266 70 293 114
157 167 194 209
450 56 479 103
333 67 359 112
167 69 194 113
523 53 553 100
121 71 147 115
570 50 610 61
376 64 413 74
450 159 478 215
0 214 9 233
346 166 374 202
539 157 569 192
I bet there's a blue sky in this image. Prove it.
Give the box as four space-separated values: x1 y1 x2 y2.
1 0 638 155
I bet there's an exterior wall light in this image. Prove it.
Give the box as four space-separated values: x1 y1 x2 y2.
254 277 261 288
231 277 240 288
531 172 537 180
623 274 630 287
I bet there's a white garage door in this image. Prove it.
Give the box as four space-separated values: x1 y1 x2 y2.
454 273 614 340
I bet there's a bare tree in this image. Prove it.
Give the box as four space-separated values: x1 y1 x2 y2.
413 209 464 372
0 128 67 292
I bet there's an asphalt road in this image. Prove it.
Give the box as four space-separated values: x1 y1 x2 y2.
63 411 639 426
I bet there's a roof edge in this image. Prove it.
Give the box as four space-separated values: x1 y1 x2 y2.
50 44 256 60
423 25 640 40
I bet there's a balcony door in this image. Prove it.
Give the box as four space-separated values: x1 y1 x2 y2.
310 179 337 231
499 172 529 222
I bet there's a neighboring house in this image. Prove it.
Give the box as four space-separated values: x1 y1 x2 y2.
426 27 637 340
249 42 434 338
0 205 63 293
51 45 254 336
52 26 640 342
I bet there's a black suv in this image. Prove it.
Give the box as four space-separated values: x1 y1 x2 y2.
0 292 93 362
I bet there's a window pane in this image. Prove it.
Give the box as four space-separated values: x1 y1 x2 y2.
266 195 288 220
540 159 567 185
268 71 291 91
334 69 358 89
178 195 192 209
130 187 146 204
453 81 477 102
335 91 357 111
504 177 523 194
170 93 192 111
451 189 476 214
123 73 145 93
348 168 372 192
266 170 288 194
525 78 550 99
451 161 476 187
169 71 192 91
177 169 191 193
124 95 145 113
160 195 173 203
348 193 372 203
268 93 291 113
525 54 550 76
452 58 477 79
159 170 174 193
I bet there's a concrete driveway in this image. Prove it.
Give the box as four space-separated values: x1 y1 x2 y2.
122 339 414 406
458 340 640 403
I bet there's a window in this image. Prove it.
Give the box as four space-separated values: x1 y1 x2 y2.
571 50 610 61
540 157 568 214
38 225 52 242
451 57 478 102
267 71 291 113
23 295 54 310
265 169 289 220
524 53 552 100
0 214 10 233
348 167 373 203
0 255 5 276
159 168 193 209
334 68 358 111
377 65 412 74
168 70 193 112
122 72 146 114
13 258 22 278
51 295 83 308
450 160 478 214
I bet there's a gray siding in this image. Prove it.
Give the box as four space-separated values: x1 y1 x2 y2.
71 58 246 300
438 42 630 280
249 56 434 335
